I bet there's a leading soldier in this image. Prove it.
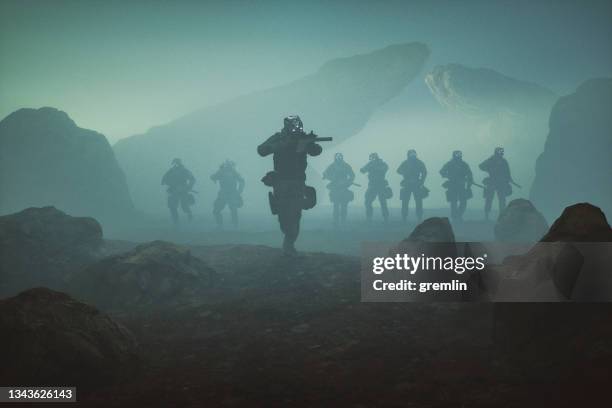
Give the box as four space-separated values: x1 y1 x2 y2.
258 116 329 256
440 150 473 221
161 158 196 225
360 153 391 223
479 147 514 220
322 153 356 226
211 160 245 227
397 149 428 223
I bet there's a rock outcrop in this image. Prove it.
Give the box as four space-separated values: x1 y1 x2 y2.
541 202 612 242
0 207 103 297
0 107 134 223
425 64 557 192
114 43 430 213
494 199 548 242
0 288 139 386
530 78 612 219
70 241 217 311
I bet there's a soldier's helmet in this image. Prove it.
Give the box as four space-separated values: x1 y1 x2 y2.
495 147 504 156
283 115 303 133
334 153 343 161
452 150 462 159
223 159 235 168
369 153 379 161
407 149 417 159
171 158 183 166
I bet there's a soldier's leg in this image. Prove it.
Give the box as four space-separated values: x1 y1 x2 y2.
498 191 506 216
458 198 467 220
332 201 340 226
340 202 348 224
168 195 179 224
484 190 493 220
379 194 389 222
213 196 225 227
229 205 238 227
365 189 375 221
180 195 193 221
450 199 458 220
279 206 301 255
401 194 409 223
415 194 423 222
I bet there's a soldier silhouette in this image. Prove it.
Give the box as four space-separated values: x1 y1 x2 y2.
360 153 391 223
211 159 245 227
479 147 514 220
258 116 330 256
322 153 356 226
397 149 428 222
161 158 196 225
440 150 473 221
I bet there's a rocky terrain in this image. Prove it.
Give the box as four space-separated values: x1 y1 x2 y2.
530 78 612 219
113 43 430 213
0 205 611 406
494 198 548 242
0 107 134 223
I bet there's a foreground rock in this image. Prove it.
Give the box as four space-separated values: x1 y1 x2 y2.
71 241 217 311
530 78 612 219
0 207 103 297
0 107 134 223
494 199 548 242
0 288 139 386
114 43 430 213
541 202 612 242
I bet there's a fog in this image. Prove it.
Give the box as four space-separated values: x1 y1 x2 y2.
1 0 611 231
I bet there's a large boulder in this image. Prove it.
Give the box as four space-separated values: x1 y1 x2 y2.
530 78 612 219
0 288 139 386
0 206 103 297
494 199 548 242
0 107 134 223
541 202 612 242
70 241 217 311
114 43 430 213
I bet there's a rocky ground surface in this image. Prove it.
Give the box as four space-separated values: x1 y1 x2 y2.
1 205 611 406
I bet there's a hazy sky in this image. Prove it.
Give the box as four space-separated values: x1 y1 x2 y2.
2 0 611 142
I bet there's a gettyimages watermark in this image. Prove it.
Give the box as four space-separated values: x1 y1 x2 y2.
361 241 612 302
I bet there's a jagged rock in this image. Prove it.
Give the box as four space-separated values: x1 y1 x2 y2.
0 287 139 386
530 78 612 219
0 207 103 296
425 64 557 116
541 202 612 242
114 43 430 213
0 107 134 223
425 64 557 192
406 217 456 243
494 199 548 242
70 241 217 311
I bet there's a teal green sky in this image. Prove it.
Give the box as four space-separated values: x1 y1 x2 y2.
2 0 611 142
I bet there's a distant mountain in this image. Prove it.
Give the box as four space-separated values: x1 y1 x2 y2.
114 43 430 214
424 64 558 193
530 78 612 219
0 107 134 222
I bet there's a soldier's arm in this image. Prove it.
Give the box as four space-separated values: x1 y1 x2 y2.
478 157 490 171
257 133 282 157
439 163 448 178
237 173 245 194
466 164 474 184
382 161 389 175
396 161 405 175
360 162 370 174
420 161 427 183
186 170 196 188
161 171 168 185
210 171 219 182
347 165 355 183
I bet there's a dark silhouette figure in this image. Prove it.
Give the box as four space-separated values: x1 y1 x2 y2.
211 160 245 227
161 158 196 224
479 147 513 220
323 153 356 226
258 116 325 256
397 149 428 222
360 153 391 222
440 150 473 221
